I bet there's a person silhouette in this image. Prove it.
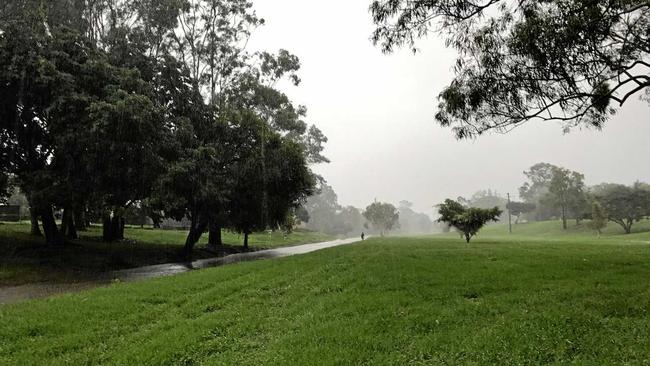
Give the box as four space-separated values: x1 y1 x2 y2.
361 232 365 241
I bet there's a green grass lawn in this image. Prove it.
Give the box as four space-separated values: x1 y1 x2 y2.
0 223 334 286
1 223 650 365
443 218 650 243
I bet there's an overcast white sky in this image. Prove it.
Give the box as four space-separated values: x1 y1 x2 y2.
248 0 650 216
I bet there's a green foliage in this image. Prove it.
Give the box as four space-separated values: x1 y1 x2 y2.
0 0 327 249
589 201 608 235
458 189 508 223
519 163 559 221
371 0 650 138
437 199 502 243
363 201 399 236
227 124 315 247
88 88 168 208
543 167 588 229
593 182 650 234
303 182 366 236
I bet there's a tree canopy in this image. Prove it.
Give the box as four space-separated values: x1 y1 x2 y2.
363 201 400 236
593 182 650 234
543 167 588 229
0 0 326 250
370 0 650 138
589 201 608 236
437 199 502 243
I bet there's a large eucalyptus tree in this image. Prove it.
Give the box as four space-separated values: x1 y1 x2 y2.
371 0 650 138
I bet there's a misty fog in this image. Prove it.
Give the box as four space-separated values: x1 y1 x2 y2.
248 0 650 216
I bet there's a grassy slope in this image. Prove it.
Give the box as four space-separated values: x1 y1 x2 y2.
1 224 650 365
445 218 650 243
0 223 333 286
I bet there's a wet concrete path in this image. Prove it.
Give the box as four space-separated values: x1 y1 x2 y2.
0 237 362 305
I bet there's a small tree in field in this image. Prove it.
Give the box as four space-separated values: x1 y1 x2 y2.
590 202 607 237
363 201 399 236
437 199 502 243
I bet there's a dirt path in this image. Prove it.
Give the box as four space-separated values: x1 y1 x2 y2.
0 237 362 305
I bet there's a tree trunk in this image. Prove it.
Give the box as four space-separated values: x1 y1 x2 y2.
60 209 78 240
28 206 42 236
40 207 63 245
102 212 114 242
118 216 125 240
465 233 471 243
74 208 87 231
561 206 567 230
150 212 162 229
208 221 222 247
67 213 78 240
60 209 69 235
103 213 125 242
243 232 250 251
184 217 208 254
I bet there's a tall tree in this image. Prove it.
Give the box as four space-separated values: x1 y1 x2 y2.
543 167 586 229
363 201 400 237
0 6 68 244
519 163 559 221
590 201 608 237
370 0 650 138
228 124 315 250
88 86 169 241
303 182 343 235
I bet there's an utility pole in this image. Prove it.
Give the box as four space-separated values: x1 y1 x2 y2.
507 193 512 234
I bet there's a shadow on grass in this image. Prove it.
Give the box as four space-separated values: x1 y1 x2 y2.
0 226 249 287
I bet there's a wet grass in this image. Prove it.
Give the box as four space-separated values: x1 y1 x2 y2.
1 227 650 365
0 223 333 286
481 218 650 241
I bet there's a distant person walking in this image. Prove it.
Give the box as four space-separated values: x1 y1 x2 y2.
361 232 365 241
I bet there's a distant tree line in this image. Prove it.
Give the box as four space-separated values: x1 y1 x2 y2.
438 163 650 242
513 163 650 234
457 189 508 222
300 183 365 237
0 0 330 252
300 183 435 237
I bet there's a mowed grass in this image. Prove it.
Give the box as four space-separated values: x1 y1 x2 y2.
0 223 334 286
119 225 334 249
481 219 650 241
1 227 650 365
